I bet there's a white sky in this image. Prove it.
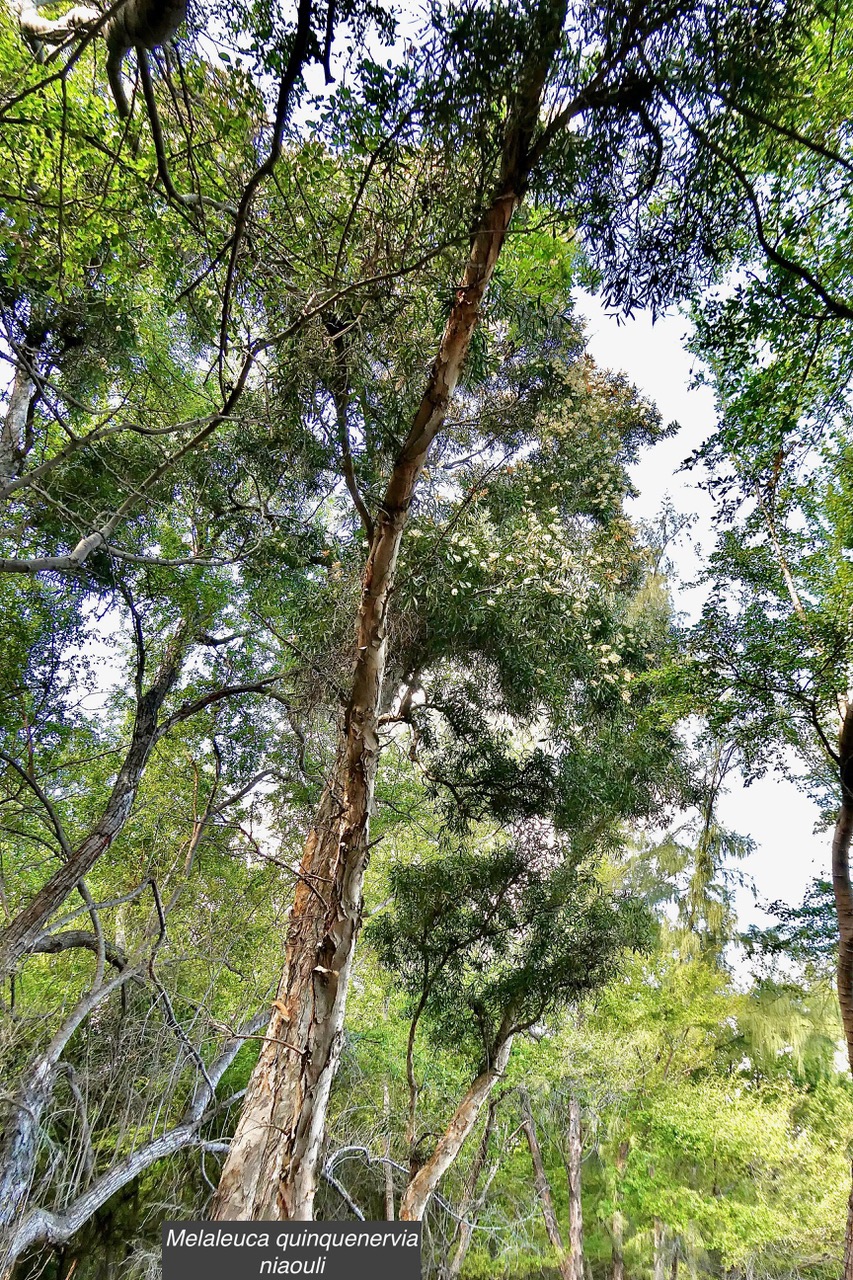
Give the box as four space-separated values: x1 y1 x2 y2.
576 292 828 928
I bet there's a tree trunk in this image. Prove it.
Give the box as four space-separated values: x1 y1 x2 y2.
653 1219 666 1280
611 1140 628 1280
612 1213 624 1280
399 1037 513 1222
0 625 187 977
567 1095 584 1280
445 1096 500 1280
520 1088 572 1280
0 355 36 486
835 704 853 1280
383 1081 395 1220
210 12 567 1220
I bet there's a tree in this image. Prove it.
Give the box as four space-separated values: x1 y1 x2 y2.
1 0 843 1242
686 271 853 1274
366 837 651 1222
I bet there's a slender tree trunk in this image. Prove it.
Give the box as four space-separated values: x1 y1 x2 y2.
567 1095 584 1280
0 356 36 486
519 1088 572 1280
611 1140 628 1280
399 1036 513 1222
0 625 187 977
446 1097 500 1280
612 1213 625 1280
211 10 567 1221
383 1081 395 1220
835 704 853 1280
653 1219 666 1280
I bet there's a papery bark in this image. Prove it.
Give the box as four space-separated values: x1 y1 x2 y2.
210 5 567 1219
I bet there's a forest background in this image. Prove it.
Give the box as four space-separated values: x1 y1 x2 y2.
2 0 853 1277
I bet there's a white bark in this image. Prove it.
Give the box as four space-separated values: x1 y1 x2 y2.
0 1012 265 1278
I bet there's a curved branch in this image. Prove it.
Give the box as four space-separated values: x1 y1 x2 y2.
28 928 129 971
0 748 72 858
0 1011 266 1275
217 0 315 366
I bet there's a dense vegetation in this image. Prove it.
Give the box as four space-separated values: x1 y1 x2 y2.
2 0 853 1275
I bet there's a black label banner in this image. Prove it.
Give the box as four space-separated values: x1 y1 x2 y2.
162 1221 422 1279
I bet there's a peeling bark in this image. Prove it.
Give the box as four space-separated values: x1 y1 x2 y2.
399 1036 513 1222
210 7 567 1221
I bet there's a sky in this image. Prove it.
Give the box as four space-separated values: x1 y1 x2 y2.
576 292 828 928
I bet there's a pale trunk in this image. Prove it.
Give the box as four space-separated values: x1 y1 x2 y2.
0 359 35 486
210 42 561 1217
611 1140 628 1280
383 1081 395 1220
567 1095 584 1280
653 1219 666 1280
399 1036 513 1222
612 1213 625 1280
520 1089 571 1280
